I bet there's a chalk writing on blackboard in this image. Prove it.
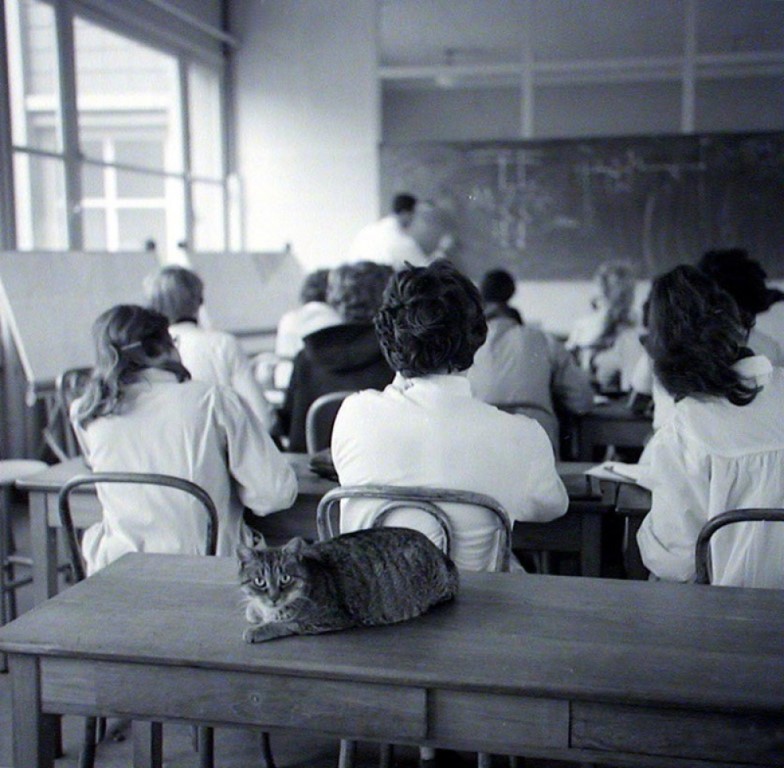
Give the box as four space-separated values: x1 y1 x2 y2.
382 132 784 280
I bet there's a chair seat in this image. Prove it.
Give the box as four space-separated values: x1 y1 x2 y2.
0 460 48 486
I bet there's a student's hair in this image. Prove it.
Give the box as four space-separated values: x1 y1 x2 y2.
327 261 394 322
143 265 203 324
75 305 190 427
480 268 523 324
594 260 636 348
645 265 759 406
392 193 417 214
697 248 770 330
374 259 487 377
299 269 330 304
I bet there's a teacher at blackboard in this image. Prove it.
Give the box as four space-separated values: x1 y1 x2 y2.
347 192 430 270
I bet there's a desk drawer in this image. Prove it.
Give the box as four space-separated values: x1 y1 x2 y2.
430 690 567 752
573 702 784 765
43 659 426 741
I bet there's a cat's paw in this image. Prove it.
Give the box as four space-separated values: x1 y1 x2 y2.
244 625 267 644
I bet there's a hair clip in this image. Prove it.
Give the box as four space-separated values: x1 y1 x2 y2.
119 340 143 352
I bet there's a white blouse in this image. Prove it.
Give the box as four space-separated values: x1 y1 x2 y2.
73 370 297 574
332 373 568 571
637 356 784 587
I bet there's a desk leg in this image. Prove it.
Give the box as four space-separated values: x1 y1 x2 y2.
30 492 58 605
580 514 602 577
132 721 163 768
9 654 57 768
623 516 649 581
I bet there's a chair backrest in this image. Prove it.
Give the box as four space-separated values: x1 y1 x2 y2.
57 472 219 582
55 367 93 459
305 390 355 454
695 508 784 585
316 484 513 572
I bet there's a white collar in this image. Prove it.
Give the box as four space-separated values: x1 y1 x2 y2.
392 372 471 394
733 354 773 381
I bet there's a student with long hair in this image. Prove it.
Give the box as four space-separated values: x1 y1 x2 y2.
636 266 784 587
72 304 297 575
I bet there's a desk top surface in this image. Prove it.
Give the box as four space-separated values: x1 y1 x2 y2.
1 553 782 713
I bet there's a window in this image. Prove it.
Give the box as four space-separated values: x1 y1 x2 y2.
2 0 230 257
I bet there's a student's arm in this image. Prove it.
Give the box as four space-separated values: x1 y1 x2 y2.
510 420 569 523
222 335 275 431
636 421 710 582
216 388 297 516
546 334 595 415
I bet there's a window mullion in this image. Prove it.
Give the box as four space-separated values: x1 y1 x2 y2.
55 0 83 249
179 55 193 255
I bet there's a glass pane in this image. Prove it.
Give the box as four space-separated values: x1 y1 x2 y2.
192 182 226 251
117 209 167 252
82 208 107 250
188 63 224 179
5 0 62 151
81 160 105 198
74 17 182 173
13 152 67 249
117 168 165 199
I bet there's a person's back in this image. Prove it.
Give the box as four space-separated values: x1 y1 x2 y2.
72 305 297 575
332 261 568 571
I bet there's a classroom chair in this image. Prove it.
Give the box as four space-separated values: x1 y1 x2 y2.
695 508 784 585
58 472 274 768
0 458 49 672
45 366 92 460
317 484 514 768
305 390 355 454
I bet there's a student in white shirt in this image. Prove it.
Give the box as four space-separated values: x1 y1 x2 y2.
72 305 297 575
636 266 784 587
144 265 274 430
332 260 568 572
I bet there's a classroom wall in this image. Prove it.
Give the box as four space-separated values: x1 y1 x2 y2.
231 0 379 270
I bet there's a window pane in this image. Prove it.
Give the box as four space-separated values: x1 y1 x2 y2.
13 152 67 249
5 0 62 151
188 63 224 179
82 208 107 250
81 159 105 198
117 209 167 253
192 182 226 251
74 17 182 173
117 167 165 199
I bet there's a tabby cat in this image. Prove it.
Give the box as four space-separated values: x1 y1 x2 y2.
237 527 459 643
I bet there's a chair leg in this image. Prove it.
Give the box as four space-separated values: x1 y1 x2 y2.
79 717 98 768
260 730 276 768
477 753 492 768
0 496 9 673
379 743 393 768
338 739 357 768
132 721 163 768
197 726 214 768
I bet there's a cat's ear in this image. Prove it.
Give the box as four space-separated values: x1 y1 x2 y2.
283 537 307 557
237 541 259 564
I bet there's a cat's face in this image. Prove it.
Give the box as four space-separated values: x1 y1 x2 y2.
238 539 309 624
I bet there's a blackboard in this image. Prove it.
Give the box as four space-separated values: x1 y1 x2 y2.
0 251 159 390
184 251 303 335
381 131 784 281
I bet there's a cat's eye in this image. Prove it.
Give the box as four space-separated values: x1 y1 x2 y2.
279 573 292 586
253 576 267 590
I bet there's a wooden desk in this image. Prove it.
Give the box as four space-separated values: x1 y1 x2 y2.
576 401 653 461
3 553 784 768
17 458 609 604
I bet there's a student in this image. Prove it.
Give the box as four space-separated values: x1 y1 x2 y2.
636 266 784 587
347 192 429 270
566 260 644 391
332 260 568 572
144 265 275 430
468 269 594 454
275 261 395 452
71 305 297 575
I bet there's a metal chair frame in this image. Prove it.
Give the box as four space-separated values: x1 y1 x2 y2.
58 473 221 768
695 507 784 585
304 390 355 454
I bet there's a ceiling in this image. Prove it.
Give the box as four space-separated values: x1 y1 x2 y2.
378 0 784 88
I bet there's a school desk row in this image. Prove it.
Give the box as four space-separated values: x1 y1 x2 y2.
16 452 652 606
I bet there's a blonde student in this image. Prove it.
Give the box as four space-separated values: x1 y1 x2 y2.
72 305 297 575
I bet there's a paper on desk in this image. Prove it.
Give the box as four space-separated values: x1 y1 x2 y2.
585 461 643 483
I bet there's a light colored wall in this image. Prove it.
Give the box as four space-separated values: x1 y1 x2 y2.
231 0 378 269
